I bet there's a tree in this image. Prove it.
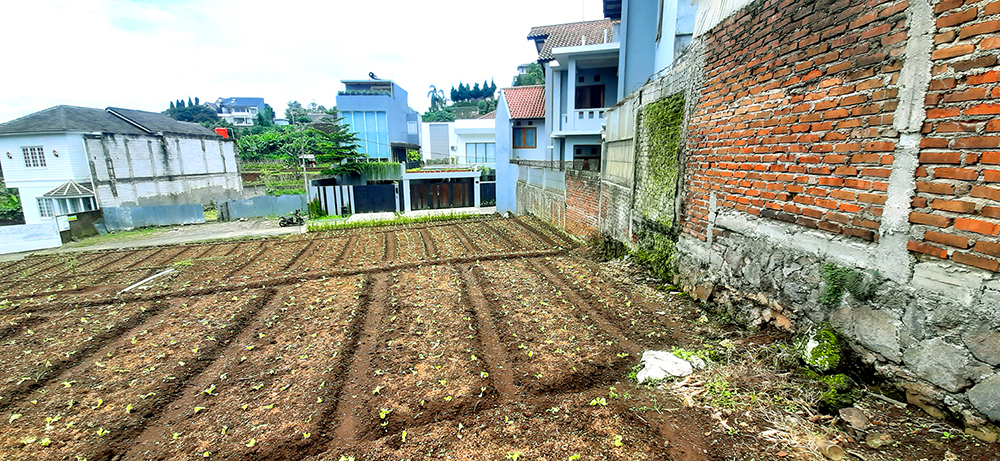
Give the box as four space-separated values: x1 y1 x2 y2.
427 85 446 111
188 97 194 107
236 120 359 164
194 97 200 106
285 100 309 123
170 101 175 109
165 98 220 123
513 62 545 86
482 80 491 98
422 109 456 122
490 79 497 95
450 86 458 102
255 105 275 127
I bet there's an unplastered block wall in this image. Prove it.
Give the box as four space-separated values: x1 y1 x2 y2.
685 0 909 244
909 0 1000 271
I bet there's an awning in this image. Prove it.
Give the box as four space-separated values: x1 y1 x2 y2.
42 181 94 199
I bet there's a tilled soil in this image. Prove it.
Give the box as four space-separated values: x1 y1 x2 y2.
0 216 992 460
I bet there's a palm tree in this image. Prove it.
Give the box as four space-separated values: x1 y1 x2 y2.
427 85 446 111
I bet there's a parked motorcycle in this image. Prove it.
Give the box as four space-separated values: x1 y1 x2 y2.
278 210 305 227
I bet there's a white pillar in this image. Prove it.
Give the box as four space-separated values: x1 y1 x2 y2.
474 177 481 208
402 179 412 213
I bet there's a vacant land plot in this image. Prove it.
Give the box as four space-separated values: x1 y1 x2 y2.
0 216 992 460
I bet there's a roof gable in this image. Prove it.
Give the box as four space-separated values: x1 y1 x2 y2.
502 86 545 119
528 19 617 61
0 105 215 137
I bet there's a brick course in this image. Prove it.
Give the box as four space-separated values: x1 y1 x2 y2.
684 0 907 243
912 0 1000 271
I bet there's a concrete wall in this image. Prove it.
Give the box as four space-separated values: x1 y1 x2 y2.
84 133 242 208
219 194 307 220
516 181 565 229
102 205 205 232
0 221 62 255
495 96 517 214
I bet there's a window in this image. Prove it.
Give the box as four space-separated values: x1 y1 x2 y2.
37 198 53 217
465 143 495 163
513 127 536 149
22 146 46 168
575 85 605 109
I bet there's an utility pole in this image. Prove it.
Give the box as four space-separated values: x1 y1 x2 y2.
295 122 314 218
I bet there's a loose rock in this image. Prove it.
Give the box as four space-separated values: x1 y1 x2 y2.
636 350 694 383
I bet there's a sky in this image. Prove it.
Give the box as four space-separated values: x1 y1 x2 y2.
0 0 606 124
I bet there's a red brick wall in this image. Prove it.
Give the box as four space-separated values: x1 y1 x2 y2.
909 0 1000 271
684 0 908 243
565 170 601 239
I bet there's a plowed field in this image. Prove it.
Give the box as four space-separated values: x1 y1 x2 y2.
0 216 991 461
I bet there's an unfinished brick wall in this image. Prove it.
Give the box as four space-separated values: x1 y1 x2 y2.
684 0 908 243
909 0 1000 271
565 169 602 239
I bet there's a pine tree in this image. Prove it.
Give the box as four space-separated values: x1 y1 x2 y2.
482 80 490 98
472 82 481 100
490 79 497 96
188 97 193 107
194 97 200 106
450 86 458 102
170 101 175 109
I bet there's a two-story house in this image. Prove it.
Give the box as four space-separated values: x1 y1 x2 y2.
336 79 421 163
495 85 546 213
215 97 267 126
0 105 241 225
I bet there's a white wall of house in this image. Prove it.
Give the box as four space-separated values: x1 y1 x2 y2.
454 119 496 166
509 118 547 161
0 132 94 224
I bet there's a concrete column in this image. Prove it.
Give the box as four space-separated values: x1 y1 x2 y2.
552 67 562 132
475 177 481 207
402 179 411 213
568 58 577 132
875 0 934 283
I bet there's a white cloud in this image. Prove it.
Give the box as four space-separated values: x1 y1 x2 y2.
0 0 605 123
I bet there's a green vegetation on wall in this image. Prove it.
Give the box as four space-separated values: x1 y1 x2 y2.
321 161 400 178
819 264 878 306
636 93 685 227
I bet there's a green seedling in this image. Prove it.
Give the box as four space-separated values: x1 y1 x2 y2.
302 432 311 439
372 385 382 394
96 427 108 437
613 434 623 447
173 432 181 440
401 430 407 442
505 452 523 461
9 413 22 423
589 397 607 406
569 455 581 460
245 438 256 447
193 406 207 414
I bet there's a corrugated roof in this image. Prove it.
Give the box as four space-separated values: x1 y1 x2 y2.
528 19 618 61
502 86 545 119
42 181 94 198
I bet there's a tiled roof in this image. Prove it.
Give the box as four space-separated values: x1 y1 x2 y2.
107 107 216 136
42 181 94 198
528 19 618 61
502 86 545 119
477 110 496 120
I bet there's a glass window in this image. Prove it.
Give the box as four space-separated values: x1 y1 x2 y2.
37 198 53 217
22 146 46 168
513 128 536 149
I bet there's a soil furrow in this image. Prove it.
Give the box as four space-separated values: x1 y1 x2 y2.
509 215 561 249
459 264 517 401
419 228 438 259
528 258 639 352
285 240 319 271
474 220 519 251
12 248 571 312
0 298 174 414
122 247 168 270
450 224 482 254
384 232 397 262
99 289 277 458
329 273 389 445
0 314 47 344
336 235 359 267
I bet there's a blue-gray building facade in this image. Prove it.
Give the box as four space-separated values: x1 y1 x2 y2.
336 80 420 161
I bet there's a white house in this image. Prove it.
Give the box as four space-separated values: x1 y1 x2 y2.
0 105 242 225
420 118 497 167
